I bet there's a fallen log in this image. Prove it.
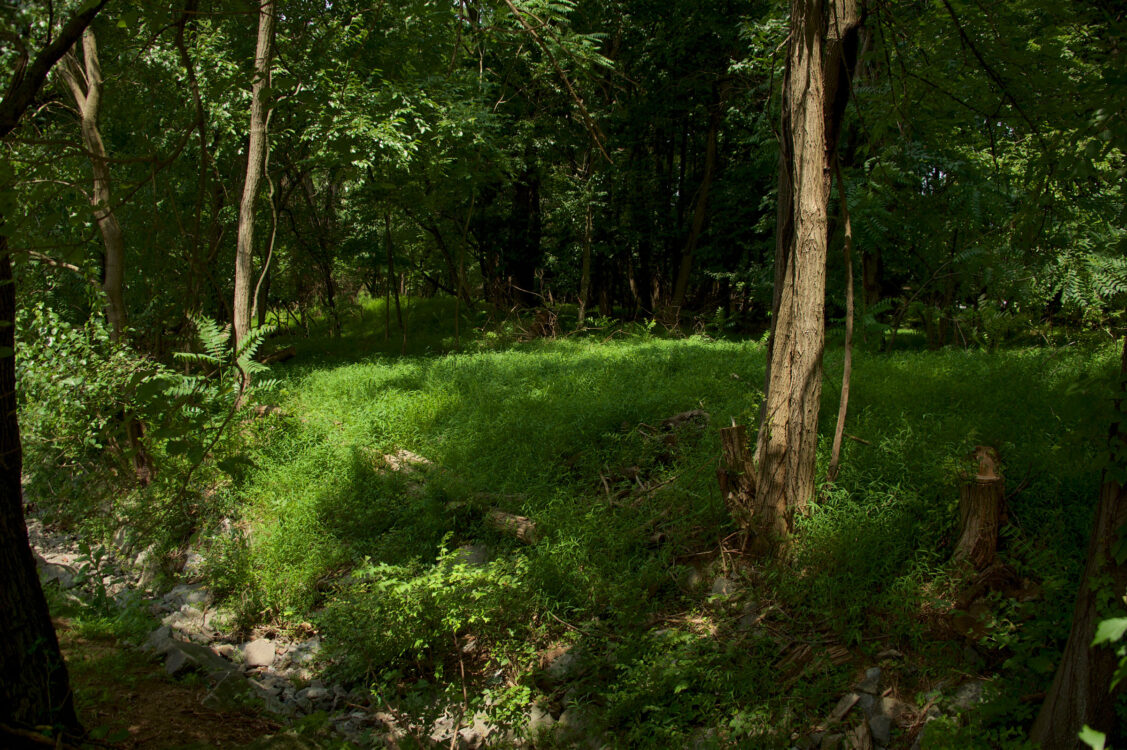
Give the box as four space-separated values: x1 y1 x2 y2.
259 344 296 365
486 509 539 544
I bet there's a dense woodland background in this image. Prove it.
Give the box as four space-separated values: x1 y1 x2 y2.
2 0 1127 748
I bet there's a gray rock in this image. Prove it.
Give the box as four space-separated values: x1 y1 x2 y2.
459 712 492 748
555 705 603 748
451 543 490 567
547 648 582 682
869 714 892 746
39 562 78 589
134 544 161 588
245 638 276 668
710 577 736 597
213 643 236 658
951 680 986 712
857 693 877 719
163 640 238 679
820 733 844 750
875 648 904 661
684 567 705 589
142 625 174 653
300 686 330 703
878 696 910 725
528 704 556 736
857 666 881 694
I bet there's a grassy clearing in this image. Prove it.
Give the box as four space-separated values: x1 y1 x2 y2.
206 301 1118 746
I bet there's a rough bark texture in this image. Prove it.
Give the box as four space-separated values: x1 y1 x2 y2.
0 6 104 734
60 30 126 340
952 446 1004 570
1031 337 1127 747
233 0 275 348
754 0 862 548
0 235 80 734
718 425 761 549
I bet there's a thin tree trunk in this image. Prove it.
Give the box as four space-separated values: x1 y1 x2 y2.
60 30 126 341
752 0 862 553
233 0 275 349
1031 336 1127 747
578 201 593 328
827 161 855 483
386 213 405 354
670 89 723 317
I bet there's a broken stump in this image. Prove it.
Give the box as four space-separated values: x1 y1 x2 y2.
952 445 1005 570
717 424 755 536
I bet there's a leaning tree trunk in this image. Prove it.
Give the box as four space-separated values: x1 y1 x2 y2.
1031 336 1127 747
60 29 126 341
233 0 275 349
752 0 863 552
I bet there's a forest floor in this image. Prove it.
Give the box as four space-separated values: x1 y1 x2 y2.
30 302 1127 747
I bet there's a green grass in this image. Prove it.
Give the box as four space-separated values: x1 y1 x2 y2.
204 303 1120 746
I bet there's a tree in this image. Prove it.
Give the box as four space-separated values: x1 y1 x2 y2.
0 2 109 738
233 0 275 349
59 29 127 341
750 0 863 553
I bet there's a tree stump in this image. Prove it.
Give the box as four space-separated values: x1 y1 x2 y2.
952 446 1005 570
718 424 756 543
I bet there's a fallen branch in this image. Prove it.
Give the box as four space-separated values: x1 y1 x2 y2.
485 509 539 544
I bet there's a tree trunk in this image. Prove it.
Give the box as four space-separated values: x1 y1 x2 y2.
952 445 1004 570
717 424 758 549
1031 336 1127 747
577 201 593 328
233 0 275 349
753 0 862 550
60 30 126 341
827 161 855 483
386 213 406 354
0 232 81 736
670 87 723 317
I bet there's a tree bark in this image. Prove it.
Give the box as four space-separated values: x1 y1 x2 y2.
827 161 855 483
233 0 275 349
59 30 126 341
0 230 81 737
1031 336 1127 747
670 87 724 317
952 446 1004 570
752 0 862 551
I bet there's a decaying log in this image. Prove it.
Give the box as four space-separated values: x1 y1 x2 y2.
717 424 756 540
486 509 539 544
662 409 710 430
952 445 1005 570
259 344 296 365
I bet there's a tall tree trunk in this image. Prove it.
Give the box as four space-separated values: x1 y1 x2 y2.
670 88 724 317
751 0 862 553
59 30 125 341
1031 336 1127 747
578 202 593 328
0 230 82 740
827 161 854 483
0 12 108 730
233 0 275 349
386 213 405 354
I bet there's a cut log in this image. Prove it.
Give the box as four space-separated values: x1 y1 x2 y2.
952 445 1005 570
717 424 755 540
486 509 539 544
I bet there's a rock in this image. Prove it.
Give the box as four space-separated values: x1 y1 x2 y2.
878 696 911 726
300 686 330 703
528 704 556 736
829 692 860 723
710 576 736 597
183 549 205 578
459 712 492 748
857 693 877 720
856 667 881 695
547 647 582 682
451 543 490 567
142 625 174 653
684 567 705 589
163 640 238 679
163 604 209 637
868 714 892 746
821 733 845 750
951 680 986 712
875 648 903 661
245 638 276 668
39 562 78 589
555 706 602 747
134 544 161 588
250 678 282 698
213 643 236 658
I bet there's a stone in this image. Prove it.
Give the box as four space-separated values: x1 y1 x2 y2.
245 638 276 668
875 648 903 661
821 733 845 750
878 696 911 726
459 712 492 748
951 680 986 712
300 686 330 703
451 543 490 567
39 562 78 589
710 576 735 597
868 714 892 746
213 643 236 658
528 704 556 736
142 625 174 654
555 705 603 747
856 667 881 694
857 693 877 720
134 544 161 588
547 648 582 682
163 640 238 679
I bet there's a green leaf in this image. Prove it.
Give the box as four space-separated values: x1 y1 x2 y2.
1093 618 1127 646
1079 725 1106 750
